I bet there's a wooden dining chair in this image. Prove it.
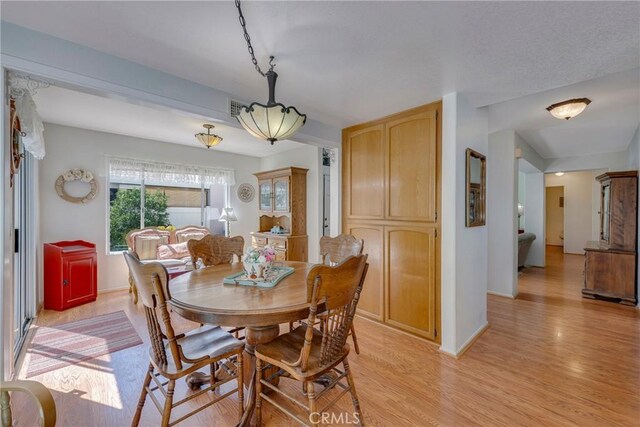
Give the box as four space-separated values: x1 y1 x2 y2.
188 235 244 268
255 255 368 426
123 252 244 427
1 380 56 427
291 234 365 354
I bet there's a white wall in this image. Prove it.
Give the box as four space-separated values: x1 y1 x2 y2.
545 171 595 254
627 125 640 170
523 172 545 266
441 92 489 355
487 130 518 298
39 123 261 294
260 145 323 263
545 151 627 173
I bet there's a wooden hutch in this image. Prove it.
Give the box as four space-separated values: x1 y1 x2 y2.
251 167 308 261
583 171 638 305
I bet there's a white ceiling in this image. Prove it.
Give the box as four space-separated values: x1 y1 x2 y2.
2 1 639 128
489 68 640 159
32 85 304 157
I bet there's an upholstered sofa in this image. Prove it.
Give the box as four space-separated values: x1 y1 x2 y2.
518 232 536 268
125 225 211 265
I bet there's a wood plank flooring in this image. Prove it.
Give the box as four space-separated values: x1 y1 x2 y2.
11 246 640 426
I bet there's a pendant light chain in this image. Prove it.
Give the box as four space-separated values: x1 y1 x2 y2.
235 0 274 77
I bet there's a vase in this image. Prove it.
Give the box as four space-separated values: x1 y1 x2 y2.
243 261 272 280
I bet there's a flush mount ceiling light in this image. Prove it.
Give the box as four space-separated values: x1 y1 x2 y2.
195 124 223 149
555 172 565 176
234 0 307 145
546 98 591 120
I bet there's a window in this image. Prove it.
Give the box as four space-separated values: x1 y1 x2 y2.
108 158 234 252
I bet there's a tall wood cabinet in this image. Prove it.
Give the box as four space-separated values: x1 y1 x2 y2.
252 167 308 261
583 171 638 305
343 102 441 342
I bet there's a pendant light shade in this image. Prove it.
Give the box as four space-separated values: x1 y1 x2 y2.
546 98 591 120
236 70 306 145
195 124 223 148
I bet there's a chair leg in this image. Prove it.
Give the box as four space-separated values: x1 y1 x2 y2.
132 363 154 427
210 362 218 391
255 358 263 426
161 379 175 427
289 321 294 332
344 358 363 426
307 381 318 426
350 324 360 355
237 352 244 421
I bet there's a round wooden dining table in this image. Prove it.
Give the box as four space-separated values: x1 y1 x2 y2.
169 261 315 427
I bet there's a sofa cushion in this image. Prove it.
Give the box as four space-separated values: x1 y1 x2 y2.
157 242 190 260
135 235 169 260
176 232 207 244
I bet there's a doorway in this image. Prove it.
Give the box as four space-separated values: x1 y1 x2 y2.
546 186 565 249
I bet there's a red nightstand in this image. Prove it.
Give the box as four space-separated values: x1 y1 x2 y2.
44 240 97 310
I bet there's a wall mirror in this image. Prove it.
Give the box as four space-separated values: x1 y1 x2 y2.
465 148 486 227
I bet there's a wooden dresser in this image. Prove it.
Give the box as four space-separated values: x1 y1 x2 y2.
583 171 638 305
342 101 441 342
251 167 308 261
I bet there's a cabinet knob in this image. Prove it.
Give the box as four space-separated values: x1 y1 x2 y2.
63 279 69 286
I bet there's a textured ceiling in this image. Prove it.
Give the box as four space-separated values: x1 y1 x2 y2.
33 85 304 158
489 68 639 159
2 1 639 128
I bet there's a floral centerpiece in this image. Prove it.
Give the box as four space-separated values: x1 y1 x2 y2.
243 246 276 280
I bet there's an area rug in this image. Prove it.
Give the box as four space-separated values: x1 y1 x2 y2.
26 310 143 378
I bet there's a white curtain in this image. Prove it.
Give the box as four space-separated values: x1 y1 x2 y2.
108 157 236 186
15 93 46 160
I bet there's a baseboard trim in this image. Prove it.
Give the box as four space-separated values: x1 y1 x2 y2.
440 322 490 359
355 314 441 349
98 286 130 295
487 290 516 299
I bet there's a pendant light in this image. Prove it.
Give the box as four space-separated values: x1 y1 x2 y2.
234 0 307 145
195 124 223 149
546 98 591 120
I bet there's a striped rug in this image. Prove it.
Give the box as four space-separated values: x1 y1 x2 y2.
26 310 143 378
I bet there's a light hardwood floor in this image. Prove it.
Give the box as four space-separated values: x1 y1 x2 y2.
12 246 640 426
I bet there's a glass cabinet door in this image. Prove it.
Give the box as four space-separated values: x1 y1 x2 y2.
273 178 290 212
259 180 273 211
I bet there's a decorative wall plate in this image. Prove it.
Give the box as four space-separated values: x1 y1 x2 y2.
237 183 255 203
55 169 98 204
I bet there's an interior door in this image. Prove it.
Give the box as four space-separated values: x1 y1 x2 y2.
323 174 330 236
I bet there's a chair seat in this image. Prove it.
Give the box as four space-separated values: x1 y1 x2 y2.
152 325 244 376
255 326 349 381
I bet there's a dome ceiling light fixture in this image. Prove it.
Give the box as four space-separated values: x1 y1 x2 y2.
233 0 307 145
546 98 591 120
195 124 223 149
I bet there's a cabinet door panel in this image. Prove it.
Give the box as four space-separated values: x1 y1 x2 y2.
387 112 437 221
63 255 96 305
386 225 436 339
273 177 290 212
259 179 273 212
346 223 384 320
345 125 385 219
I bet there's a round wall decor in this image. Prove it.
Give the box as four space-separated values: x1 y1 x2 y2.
237 183 255 203
55 169 98 204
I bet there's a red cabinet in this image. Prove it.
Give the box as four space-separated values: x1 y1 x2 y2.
44 240 97 310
